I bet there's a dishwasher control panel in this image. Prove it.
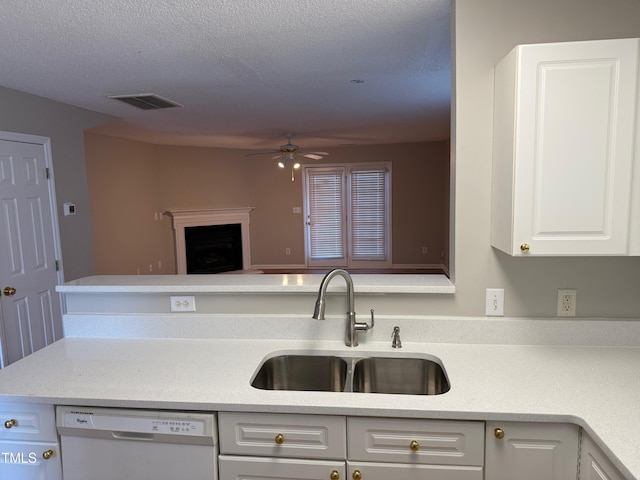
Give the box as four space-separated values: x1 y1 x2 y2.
56 406 216 440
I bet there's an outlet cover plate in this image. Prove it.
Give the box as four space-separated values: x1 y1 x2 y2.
557 289 576 317
170 295 196 312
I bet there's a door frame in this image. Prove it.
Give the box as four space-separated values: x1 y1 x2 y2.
0 130 65 368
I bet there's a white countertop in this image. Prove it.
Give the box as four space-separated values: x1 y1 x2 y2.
1 334 639 479
56 274 455 294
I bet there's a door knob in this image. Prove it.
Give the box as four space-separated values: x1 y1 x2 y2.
3 287 16 296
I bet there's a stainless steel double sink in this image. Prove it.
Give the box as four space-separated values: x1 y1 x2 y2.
251 353 450 395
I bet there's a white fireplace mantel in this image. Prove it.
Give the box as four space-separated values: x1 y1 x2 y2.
166 208 255 274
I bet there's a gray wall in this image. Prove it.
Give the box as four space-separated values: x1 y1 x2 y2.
0 86 115 280
451 0 640 317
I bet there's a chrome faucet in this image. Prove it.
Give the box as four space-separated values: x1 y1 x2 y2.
312 268 374 346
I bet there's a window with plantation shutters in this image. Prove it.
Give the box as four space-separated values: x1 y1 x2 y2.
304 163 391 268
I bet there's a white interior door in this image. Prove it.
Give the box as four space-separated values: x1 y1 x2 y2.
0 133 63 367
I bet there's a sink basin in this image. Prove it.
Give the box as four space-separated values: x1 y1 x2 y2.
352 357 450 395
251 355 347 392
252 353 450 395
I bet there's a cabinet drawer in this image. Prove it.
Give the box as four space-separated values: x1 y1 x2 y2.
347 417 484 466
0 402 57 442
219 455 345 480
219 412 347 459
348 461 483 480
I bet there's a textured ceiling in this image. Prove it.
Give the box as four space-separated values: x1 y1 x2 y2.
0 0 451 149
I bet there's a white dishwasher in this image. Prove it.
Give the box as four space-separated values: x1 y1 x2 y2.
56 405 218 480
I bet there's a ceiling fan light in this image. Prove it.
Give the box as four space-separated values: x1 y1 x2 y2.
277 161 285 168
293 162 301 169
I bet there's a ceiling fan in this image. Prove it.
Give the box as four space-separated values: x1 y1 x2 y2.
247 133 329 180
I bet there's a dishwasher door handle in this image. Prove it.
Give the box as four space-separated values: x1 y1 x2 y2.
111 431 155 441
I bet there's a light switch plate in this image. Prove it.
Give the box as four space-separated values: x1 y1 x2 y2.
485 288 504 316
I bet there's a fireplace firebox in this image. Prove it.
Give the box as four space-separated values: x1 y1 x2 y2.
185 224 243 274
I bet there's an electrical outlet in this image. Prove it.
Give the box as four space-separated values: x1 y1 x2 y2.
557 289 576 317
485 288 504 316
422 246 428 254
170 296 196 312
285 247 291 255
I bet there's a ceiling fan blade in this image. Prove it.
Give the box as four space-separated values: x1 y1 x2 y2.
302 152 329 160
246 150 279 156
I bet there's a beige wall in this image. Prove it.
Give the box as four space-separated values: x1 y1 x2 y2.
0 87 115 280
86 137 449 273
85 134 173 275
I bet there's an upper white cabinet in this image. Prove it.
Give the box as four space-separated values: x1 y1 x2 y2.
491 38 640 256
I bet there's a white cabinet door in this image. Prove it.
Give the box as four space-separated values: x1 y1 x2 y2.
218 412 347 460
347 417 484 466
491 38 640 256
219 455 346 480
579 433 626 480
485 422 579 480
0 440 62 480
347 461 482 480
0 402 61 479
0 402 57 442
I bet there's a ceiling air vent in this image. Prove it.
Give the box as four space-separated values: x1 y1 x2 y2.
108 94 182 110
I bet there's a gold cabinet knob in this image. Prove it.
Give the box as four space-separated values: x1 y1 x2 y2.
42 449 54 460
330 470 340 480
3 286 16 296
274 433 284 444
494 427 505 439
409 440 420 451
4 419 17 429
352 470 362 480
519 243 530 253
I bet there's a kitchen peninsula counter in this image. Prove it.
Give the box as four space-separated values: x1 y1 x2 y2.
1 275 639 478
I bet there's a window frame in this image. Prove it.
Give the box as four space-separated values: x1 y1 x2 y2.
303 162 392 269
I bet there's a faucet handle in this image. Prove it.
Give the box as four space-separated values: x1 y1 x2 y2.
354 309 375 332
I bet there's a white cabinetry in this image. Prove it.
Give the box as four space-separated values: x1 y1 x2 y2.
579 433 626 480
347 417 484 480
485 421 579 480
218 413 484 480
218 412 347 480
491 38 640 256
0 402 62 480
